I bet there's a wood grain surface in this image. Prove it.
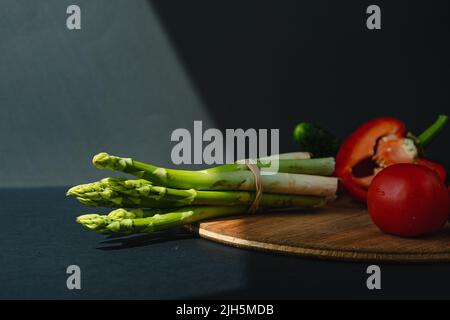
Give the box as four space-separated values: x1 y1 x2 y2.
191 198 450 263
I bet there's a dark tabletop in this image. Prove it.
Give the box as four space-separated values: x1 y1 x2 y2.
0 187 449 299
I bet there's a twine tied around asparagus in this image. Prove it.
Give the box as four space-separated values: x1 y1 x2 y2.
245 159 263 213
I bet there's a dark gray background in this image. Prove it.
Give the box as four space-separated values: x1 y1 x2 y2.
0 0 448 187
0 0 215 187
0 0 449 300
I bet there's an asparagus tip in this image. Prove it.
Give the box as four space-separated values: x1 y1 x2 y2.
76 214 103 227
66 184 84 197
92 152 133 171
108 208 130 220
76 214 113 233
76 213 98 223
92 152 111 169
66 187 75 196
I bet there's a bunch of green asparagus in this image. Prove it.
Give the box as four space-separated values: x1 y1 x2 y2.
68 152 338 234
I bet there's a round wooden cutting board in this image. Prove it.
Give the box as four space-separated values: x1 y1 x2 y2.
191 198 450 263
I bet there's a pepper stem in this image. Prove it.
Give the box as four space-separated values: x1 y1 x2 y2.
416 115 448 148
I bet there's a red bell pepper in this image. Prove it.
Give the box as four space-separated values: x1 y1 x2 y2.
336 115 448 202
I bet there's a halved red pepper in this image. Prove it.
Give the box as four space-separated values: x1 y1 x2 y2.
336 115 448 202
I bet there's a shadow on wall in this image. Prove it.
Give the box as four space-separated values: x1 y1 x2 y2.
149 0 450 166
147 0 450 298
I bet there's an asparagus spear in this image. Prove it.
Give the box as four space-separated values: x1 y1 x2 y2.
92 153 338 197
67 177 327 209
75 208 165 233
258 152 311 160
207 152 311 172
205 157 335 176
77 206 249 234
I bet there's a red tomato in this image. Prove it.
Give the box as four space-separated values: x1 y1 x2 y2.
367 164 450 237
